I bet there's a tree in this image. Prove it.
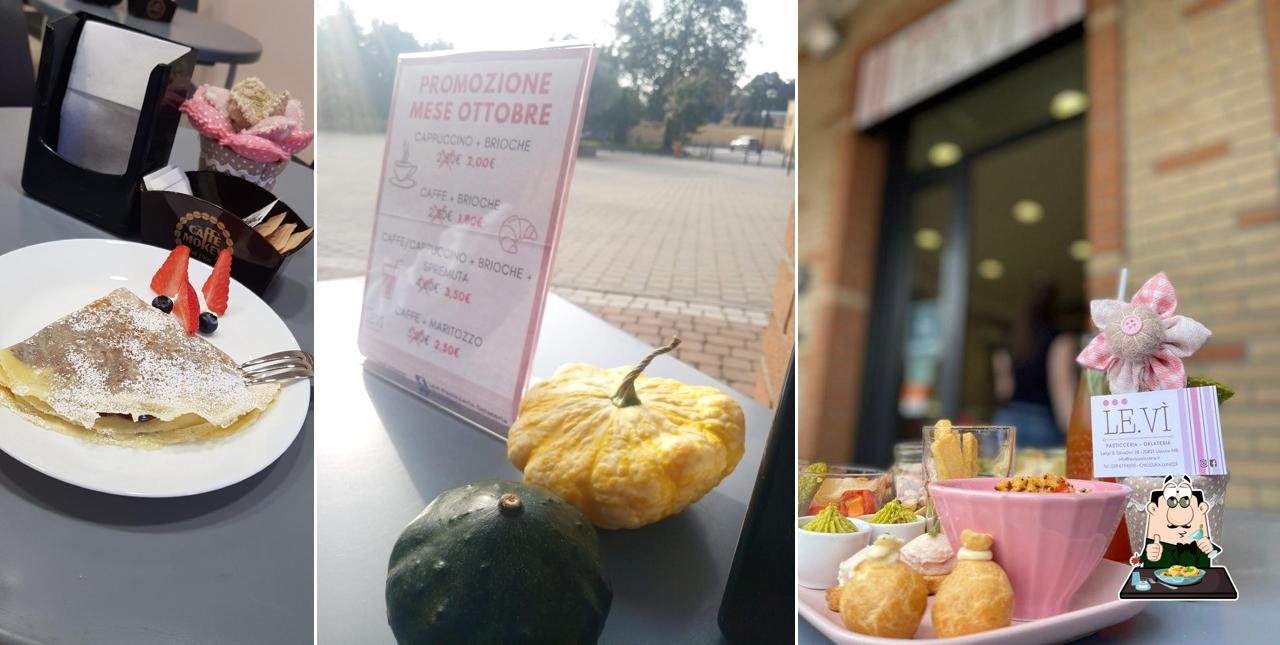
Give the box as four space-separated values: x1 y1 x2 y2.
731 72 795 126
614 0 753 151
614 0 659 94
584 52 644 144
316 3 372 131
664 73 723 143
362 22 440 126
317 2 451 132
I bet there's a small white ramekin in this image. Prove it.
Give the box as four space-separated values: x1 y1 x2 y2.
796 516 872 589
857 513 927 543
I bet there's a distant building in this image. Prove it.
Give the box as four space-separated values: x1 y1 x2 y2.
722 109 788 127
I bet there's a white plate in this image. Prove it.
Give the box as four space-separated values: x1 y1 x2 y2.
799 559 1146 644
0 239 310 497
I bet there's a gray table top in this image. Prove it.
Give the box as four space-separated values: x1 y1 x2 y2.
32 0 263 65
316 277 775 644
799 509 1280 643
0 107 313 644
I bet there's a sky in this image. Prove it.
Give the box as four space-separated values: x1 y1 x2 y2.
315 0 796 85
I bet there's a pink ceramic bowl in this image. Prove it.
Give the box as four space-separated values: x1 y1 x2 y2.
928 478 1129 620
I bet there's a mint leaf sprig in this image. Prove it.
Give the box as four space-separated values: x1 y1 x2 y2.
1187 376 1235 406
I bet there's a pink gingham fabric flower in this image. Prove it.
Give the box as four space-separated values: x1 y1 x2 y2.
1077 272 1210 393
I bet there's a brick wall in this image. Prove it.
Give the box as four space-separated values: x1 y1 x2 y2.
797 0 947 460
752 206 796 408
1106 0 1280 510
1085 0 1126 303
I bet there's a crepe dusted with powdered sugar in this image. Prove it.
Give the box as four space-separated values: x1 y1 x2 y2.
0 288 277 447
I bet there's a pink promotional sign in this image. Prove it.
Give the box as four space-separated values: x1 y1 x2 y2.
358 45 597 431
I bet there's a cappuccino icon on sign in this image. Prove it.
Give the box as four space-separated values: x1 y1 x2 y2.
389 141 418 189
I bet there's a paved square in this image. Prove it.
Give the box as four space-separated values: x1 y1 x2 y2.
318 133 792 394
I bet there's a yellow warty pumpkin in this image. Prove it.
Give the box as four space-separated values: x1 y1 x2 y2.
507 339 745 529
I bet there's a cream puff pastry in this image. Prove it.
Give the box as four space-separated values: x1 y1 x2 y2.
838 534 928 638
931 529 1014 637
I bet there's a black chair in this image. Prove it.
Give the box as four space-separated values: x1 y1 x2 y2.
177 0 198 10
0 0 34 106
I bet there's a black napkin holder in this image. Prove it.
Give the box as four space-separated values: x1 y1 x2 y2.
140 171 313 294
21 12 195 235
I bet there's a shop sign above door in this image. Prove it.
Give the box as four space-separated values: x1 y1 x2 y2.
854 0 1084 129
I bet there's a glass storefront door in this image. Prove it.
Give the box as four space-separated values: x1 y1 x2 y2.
856 37 1087 466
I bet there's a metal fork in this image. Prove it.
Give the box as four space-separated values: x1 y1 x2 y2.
240 350 314 385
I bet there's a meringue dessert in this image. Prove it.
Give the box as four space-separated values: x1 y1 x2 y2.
0 289 278 448
900 529 957 594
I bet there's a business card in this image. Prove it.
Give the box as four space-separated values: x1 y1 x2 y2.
1091 386 1226 478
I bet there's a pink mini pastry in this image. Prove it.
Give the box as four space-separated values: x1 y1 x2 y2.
900 531 956 594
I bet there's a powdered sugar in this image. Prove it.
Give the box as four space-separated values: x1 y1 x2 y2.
5 288 276 430
127 303 177 333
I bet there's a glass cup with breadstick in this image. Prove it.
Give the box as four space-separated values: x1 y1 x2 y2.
921 421 1016 531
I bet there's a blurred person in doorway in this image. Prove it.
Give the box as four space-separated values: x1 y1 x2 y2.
991 276 1076 448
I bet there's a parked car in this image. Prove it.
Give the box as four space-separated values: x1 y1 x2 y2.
729 135 762 153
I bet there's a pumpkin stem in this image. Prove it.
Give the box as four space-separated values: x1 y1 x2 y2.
611 337 681 408
498 493 523 515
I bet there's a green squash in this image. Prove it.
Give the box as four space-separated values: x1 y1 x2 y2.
386 480 612 644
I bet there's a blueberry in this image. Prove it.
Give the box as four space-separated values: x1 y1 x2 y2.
152 295 173 313
198 312 219 334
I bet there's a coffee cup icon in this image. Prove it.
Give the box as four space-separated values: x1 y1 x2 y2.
392 160 416 183
390 141 418 189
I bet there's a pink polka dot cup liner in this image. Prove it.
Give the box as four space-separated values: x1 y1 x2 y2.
198 136 289 192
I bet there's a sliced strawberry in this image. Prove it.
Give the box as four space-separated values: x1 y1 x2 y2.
174 279 200 335
202 248 232 316
150 245 190 296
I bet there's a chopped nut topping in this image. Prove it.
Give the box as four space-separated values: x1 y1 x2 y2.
994 473 1079 493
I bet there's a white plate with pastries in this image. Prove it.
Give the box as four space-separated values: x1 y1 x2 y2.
799 559 1145 644
0 239 310 497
